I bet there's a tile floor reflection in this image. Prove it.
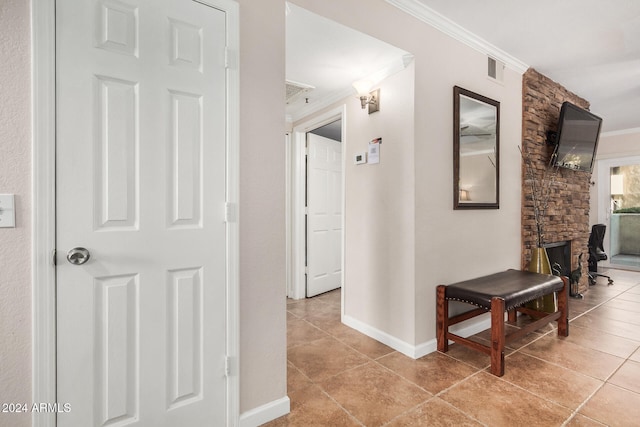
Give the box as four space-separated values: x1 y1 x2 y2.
266 268 640 426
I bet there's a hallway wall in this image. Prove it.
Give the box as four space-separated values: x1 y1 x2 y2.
0 2 32 426
237 0 288 414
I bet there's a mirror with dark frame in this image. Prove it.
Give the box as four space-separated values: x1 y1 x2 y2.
453 86 500 209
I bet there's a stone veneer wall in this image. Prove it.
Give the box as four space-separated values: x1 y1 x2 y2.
522 68 591 292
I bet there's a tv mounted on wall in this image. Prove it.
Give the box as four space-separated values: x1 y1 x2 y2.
551 101 603 173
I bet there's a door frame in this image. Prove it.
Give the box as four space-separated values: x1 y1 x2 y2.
597 155 640 270
287 106 347 300
31 1 240 426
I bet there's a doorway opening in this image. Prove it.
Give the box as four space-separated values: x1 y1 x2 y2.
597 156 640 271
288 107 346 301
284 4 411 304
608 164 640 269
306 120 343 297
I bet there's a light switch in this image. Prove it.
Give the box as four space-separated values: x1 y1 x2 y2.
0 194 16 228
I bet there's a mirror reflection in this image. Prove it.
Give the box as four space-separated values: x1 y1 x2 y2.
454 86 500 209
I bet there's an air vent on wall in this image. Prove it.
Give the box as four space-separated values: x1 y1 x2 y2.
285 80 315 104
487 56 505 83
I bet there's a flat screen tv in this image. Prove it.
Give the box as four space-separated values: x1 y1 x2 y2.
551 101 603 172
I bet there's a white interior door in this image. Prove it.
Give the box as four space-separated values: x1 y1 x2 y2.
306 133 342 297
56 0 229 425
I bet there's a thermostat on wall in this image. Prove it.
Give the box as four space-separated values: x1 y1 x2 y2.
0 194 16 228
354 152 367 165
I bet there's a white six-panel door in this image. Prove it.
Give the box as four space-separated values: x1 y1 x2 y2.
56 0 229 425
306 134 342 297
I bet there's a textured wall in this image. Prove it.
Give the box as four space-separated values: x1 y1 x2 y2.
522 68 591 291
343 64 417 344
0 0 32 426
237 0 288 415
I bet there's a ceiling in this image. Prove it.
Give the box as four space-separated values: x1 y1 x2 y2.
413 0 640 133
285 3 410 122
287 1 640 134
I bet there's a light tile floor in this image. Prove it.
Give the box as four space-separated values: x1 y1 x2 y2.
266 268 640 426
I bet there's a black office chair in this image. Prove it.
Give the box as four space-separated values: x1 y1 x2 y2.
588 224 614 286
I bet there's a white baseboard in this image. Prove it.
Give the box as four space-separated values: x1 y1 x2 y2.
413 338 438 359
342 315 418 358
342 314 491 359
239 396 290 427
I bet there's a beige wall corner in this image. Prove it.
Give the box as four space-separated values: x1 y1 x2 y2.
237 0 288 416
0 1 32 426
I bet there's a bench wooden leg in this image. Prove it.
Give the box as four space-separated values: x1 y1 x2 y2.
436 285 448 352
490 297 505 376
507 308 517 323
557 276 569 337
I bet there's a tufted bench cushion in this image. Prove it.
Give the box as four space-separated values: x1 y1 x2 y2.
444 269 564 311
436 269 568 376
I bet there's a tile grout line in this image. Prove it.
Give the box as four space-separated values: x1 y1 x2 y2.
559 379 610 427
280 277 640 426
317 387 367 427
287 362 367 427
513 279 640 425
368 356 490 427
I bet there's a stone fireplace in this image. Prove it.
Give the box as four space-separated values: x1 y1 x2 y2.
521 69 591 294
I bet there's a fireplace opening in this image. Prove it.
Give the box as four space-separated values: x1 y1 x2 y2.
544 240 571 277
544 240 581 297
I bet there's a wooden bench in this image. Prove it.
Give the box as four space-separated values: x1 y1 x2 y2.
436 269 568 376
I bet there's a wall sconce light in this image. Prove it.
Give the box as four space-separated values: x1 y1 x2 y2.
459 189 470 201
352 80 379 114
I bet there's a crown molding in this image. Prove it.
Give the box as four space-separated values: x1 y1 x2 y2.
601 127 640 138
369 53 414 87
385 0 529 74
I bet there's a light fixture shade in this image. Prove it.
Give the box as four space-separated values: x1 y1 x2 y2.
611 174 624 195
352 80 372 97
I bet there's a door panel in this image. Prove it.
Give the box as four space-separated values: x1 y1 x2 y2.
167 267 203 407
169 90 203 228
94 274 139 425
56 0 228 425
306 133 342 297
95 75 139 230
